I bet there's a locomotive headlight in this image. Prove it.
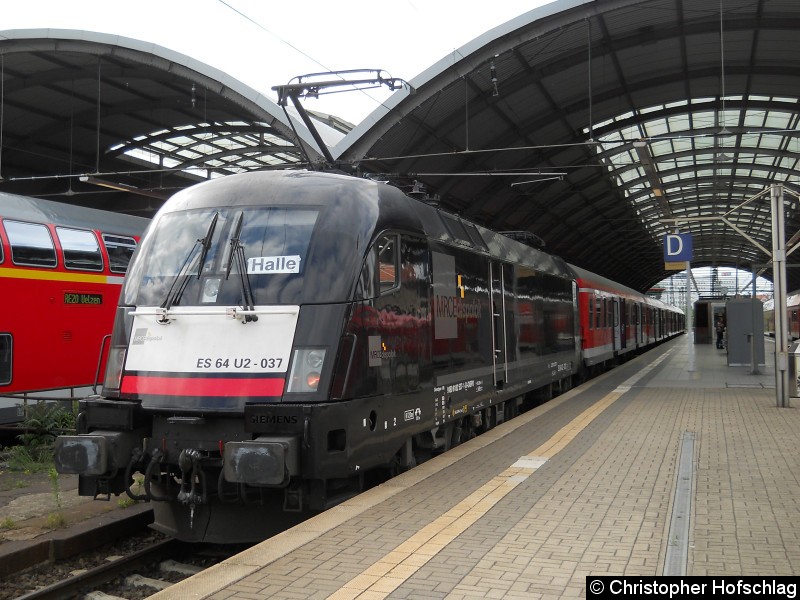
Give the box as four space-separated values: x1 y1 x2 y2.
306 372 321 390
102 346 127 393
287 348 326 393
306 349 325 369
102 305 133 397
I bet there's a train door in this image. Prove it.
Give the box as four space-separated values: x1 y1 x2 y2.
613 298 621 351
655 309 661 339
619 299 627 350
489 261 507 389
572 281 581 367
636 303 643 347
0 334 10 386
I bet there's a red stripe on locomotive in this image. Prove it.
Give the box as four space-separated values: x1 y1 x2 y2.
120 375 285 397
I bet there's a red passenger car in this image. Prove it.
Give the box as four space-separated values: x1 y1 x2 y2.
570 264 684 374
0 193 148 422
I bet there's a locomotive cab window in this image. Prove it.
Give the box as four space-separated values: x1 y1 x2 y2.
378 235 399 292
56 227 103 271
127 206 320 307
103 234 138 273
358 233 400 299
5 220 56 268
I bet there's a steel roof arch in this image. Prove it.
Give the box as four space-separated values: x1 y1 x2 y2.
0 28 327 212
3 1 800 293
332 0 800 293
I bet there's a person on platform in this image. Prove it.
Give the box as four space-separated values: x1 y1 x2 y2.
715 317 725 349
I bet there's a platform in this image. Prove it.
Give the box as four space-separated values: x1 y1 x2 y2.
151 335 800 600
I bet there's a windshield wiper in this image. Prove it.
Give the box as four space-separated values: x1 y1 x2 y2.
160 212 219 315
196 212 219 277
225 211 258 322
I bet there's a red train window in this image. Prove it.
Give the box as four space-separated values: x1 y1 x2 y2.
102 234 137 274
56 227 103 272
595 296 602 328
5 220 56 267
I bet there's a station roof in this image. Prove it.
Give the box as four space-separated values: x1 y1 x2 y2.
2 0 800 294
0 29 330 211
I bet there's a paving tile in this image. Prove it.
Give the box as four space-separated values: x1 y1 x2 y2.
150 340 800 600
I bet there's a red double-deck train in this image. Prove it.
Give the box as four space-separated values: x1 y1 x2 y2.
54 170 683 542
0 193 148 423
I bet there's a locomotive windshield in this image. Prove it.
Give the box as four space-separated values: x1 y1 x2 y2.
125 206 320 307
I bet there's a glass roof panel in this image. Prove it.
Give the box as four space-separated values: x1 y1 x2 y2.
643 120 669 137
764 112 792 129
114 120 304 179
593 95 800 258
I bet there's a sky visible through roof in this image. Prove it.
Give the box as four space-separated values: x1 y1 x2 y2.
3 0 548 125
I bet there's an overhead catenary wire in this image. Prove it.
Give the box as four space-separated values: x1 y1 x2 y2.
217 0 397 114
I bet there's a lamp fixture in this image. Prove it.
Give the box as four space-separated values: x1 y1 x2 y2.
79 175 170 200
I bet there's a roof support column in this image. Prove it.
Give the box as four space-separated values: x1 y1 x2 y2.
771 183 789 408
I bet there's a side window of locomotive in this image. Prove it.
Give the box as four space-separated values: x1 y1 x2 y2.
440 213 474 247
56 227 103 271
463 223 488 251
5 221 56 268
378 234 399 293
357 234 399 300
103 234 138 274
0 334 10 386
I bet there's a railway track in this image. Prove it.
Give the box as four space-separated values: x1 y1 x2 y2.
13 536 245 600
17 538 184 600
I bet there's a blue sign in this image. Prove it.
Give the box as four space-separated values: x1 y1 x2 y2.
664 233 693 262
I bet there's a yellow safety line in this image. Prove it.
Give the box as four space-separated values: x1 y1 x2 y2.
328 350 672 600
0 266 120 284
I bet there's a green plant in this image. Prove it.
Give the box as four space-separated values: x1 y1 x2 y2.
118 475 144 508
6 445 50 472
45 513 67 529
17 402 75 448
5 402 76 473
49 466 62 511
43 466 67 528
0 517 15 529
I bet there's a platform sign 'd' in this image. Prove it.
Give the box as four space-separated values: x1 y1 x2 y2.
664 233 692 270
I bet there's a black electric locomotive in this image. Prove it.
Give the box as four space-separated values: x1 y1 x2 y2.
54 169 587 542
